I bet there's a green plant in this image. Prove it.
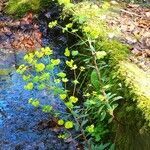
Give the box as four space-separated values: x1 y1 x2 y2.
17 40 122 148
15 1 124 149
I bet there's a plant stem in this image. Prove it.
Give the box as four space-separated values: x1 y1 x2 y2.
73 69 77 96
70 110 92 150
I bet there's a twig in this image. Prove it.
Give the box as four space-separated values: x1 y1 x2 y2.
120 9 142 17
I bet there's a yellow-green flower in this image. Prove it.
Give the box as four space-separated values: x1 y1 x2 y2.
35 63 45 72
24 82 34 90
28 98 33 104
73 80 79 85
54 79 61 84
35 51 44 58
69 96 78 103
62 78 69 83
24 53 34 63
33 76 39 83
71 64 77 70
31 59 37 65
58 119 64 125
38 84 46 90
65 101 73 109
51 59 60 65
86 124 94 133
40 73 50 81
31 99 40 107
57 72 66 78
16 64 27 74
84 93 90 97
28 98 40 107
42 105 52 113
65 121 74 129
60 94 67 100
48 20 57 28
58 134 66 139
66 60 74 68
23 75 31 81
66 23 73 29
71 50 78 56
41 47 53 55
95 51 107 59
46 64 54 70
64 48 70 57
80 66 85 72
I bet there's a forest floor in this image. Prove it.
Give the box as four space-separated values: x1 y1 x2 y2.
107 2 150 73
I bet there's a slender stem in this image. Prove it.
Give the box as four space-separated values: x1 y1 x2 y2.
76 70 81 80
73 69 77 96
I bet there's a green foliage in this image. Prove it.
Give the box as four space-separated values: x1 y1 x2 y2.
16 0 150 149
58 0 150 147
5 0 53 17
90 70 100 90
15 1 124 148
17 42 120 149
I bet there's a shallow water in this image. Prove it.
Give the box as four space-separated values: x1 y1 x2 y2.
0 7 76 149
0 49 77 149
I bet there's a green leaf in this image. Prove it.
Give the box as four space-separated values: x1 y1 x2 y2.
71 50 79 56
81 119 88 128
108 117 113 124
110 144 115 150
91 70 100 90
42 105 52 113
100 111 106 121
64 48 70 57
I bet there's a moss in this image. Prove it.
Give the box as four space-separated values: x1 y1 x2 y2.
0 69 12 75
5 0 53 17
114 101 150 150
97 40 129 64
117 61 150 126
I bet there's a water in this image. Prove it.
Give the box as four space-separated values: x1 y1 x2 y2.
0 6 76 149
0 67 73 149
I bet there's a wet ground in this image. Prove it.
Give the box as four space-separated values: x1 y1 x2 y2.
0 5 76 150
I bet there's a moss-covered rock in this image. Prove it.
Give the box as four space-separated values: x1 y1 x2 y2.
118 61 150 125
5 0 53 17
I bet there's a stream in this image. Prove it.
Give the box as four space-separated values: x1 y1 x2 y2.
0 6 76 150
